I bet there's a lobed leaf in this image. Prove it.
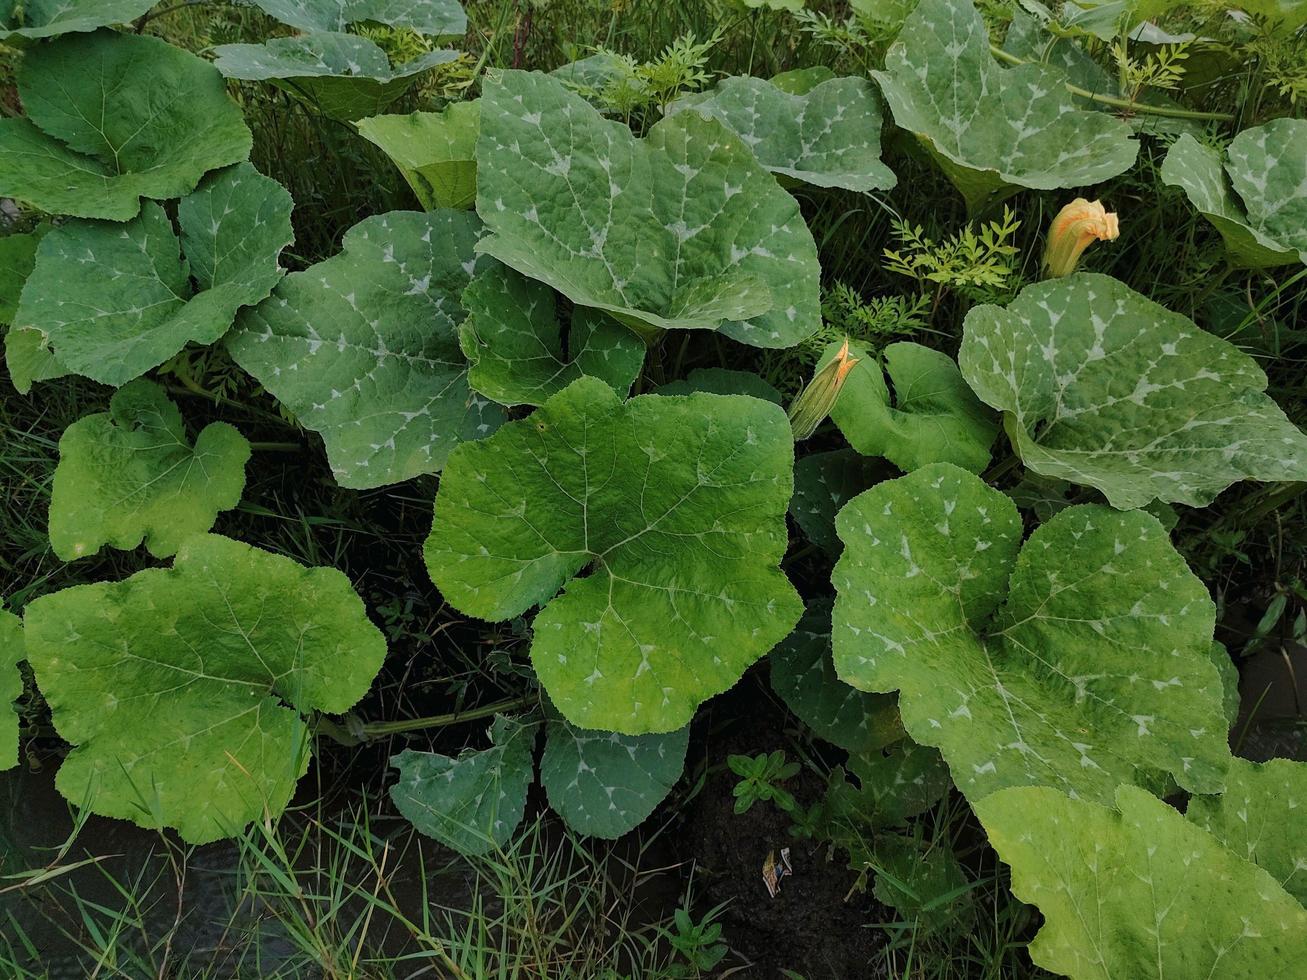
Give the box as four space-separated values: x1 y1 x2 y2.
0 0 154 40
49 381 251 561
790 449 886 555
249 0 467 36
357 101 481 209
425 376 802 734
23 535 387 844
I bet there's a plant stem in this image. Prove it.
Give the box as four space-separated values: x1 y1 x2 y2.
988 45 1235 122
335 696 537 742
982 453 1021 484
249 441 302 453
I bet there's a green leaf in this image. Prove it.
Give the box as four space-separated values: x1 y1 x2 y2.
1161 132 1303 268
249 0 467 36
1207 641 1240 732
832 463 1230 805
1188 758 1307 905
476 70 820 348
0 0 154 41
828 737 952 828
1 607 22 771
357 101 480 210
390 715 536 856
459 263 645 407
657 368 782 403
977 784 1307 980
824 341 997 473
5 324 64 394
49 381 251 561
769 66 837 95
960 273 1307 509
790 449 886 555
0 226 45 324
213 34 460 122
667 75 896 192
15 164 293 386
424 376 802 734
1226 119 1307 262
540 709 689 838
871 834 973 934
228 209 505 489
0 30 252 221
872 0 1136 210
770 600 903 754
23 534 387 844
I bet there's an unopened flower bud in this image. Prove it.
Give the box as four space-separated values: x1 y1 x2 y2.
1043 198 1119 277
788 338 860 441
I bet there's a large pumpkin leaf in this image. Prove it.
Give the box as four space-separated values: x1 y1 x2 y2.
213 34 460 122
1224 119 1307 261
960 273 1307 509
770 600 904 754
23 534 387 844
832 463 1231 805
823 341 997 474
977 785 1307 979
1188 758 1307 905
540 709 689 838
790 449 886 555
828 738 952 827
424 376 802 734
1161 131 1304 268
0 227 44 325
871 833 974 935
658 368 782 402
228 209 505 489
49 381 251 561
871 0 1136 210
249 0 467 36
357 101 481 210
390 715 537 856
0 0 154 40
1 608 22 771
475 70 821 348
459 263 645 407
0 30 252 221
15 164 293 386
667 75 896 192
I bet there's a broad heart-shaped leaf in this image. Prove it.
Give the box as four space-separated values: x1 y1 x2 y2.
977 785 1307 980
667 75 896 192
1188 758 1307 906
960 273 1307 510
1161 133 1303 268
823 341 997 474
249 0 467 36
1 607 22 771
49 381 251 561
23 534 387 844
0 226 45 324
827 738 951 828
228 210 506 490
790 449 886 555
770 600 904 754
540 709 689 839
425 376 802 734
357 101 480 209
459 263 645 407
871 0 1136 211
0 0 154 40
15 164 293 387
390 715 537 857
0 31 252 221
213 34 460 122
657 368 782 403
832 463 1231 805
1225 118 1307 262
475 70 821 349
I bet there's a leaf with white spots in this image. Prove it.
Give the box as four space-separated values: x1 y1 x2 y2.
459 263 645 407
227 209 505 489
871 0 1136 210
1207 641 1240 732
832 463 1231 805
825 341 997 474
1 607 22 771
667 74 896 192
214 34 460 122
540 709 689 839
476 70 821 348
22 534 387 844
1161 130 1305 268
49 381 251 561
0 30 251 221
390 715 537 856
837 738 952 827
248 0 467 36
1188 758 1307 906
16 164 293 387
790 449 885 555
358 101 481 209
0 0 154 39
770 600 904 753
960 273 1307 510
425 376 802 734
977 784 1307 979
871 833 974 935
